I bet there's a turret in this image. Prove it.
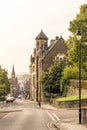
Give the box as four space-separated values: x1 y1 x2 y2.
35 30 48 51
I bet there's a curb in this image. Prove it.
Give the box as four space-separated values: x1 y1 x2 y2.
54 122 87 130
0 109 22 113
54 122 69 130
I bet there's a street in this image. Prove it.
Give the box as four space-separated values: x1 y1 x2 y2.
0 99 78 130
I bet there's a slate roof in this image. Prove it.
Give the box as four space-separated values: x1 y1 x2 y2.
35 30 48 40
42 37 68 71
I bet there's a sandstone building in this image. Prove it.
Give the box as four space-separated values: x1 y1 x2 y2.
29 30 67 101
9 65 18 97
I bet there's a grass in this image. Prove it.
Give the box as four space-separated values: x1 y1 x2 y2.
56 95 87 102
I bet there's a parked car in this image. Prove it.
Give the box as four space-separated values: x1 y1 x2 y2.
6 96 15 103
17 94 23 99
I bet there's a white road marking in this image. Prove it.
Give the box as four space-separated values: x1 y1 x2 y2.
46 110 60 122
52 113 60 121
46 110 55 121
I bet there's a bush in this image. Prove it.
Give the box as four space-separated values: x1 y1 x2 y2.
0 96 5 101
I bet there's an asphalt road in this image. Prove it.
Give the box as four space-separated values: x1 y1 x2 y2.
0 99 57 130
0 99 79 130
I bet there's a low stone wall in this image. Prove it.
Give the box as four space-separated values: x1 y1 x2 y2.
82 108 87 124
52 99 87 108
67 87 87 97
52 99 87 125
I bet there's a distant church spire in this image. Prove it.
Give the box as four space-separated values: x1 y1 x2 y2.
11 65 15 79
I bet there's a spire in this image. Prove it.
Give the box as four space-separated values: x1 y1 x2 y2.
11 65 15 79
35 30 48 40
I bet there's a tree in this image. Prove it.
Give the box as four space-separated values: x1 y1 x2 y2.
41 72 50 93
60 4 87 96
60 66 79 96
69 4 87 42
0 66 10 99
41 62 65 94
61 66 78 84
67 4 87 75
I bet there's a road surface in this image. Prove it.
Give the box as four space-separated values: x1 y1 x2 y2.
0 99 78 130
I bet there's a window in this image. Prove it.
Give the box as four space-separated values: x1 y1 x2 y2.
32 66 35 72
37 42 39 50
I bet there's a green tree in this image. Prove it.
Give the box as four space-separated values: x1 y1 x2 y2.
69 4 87 42
67 4 87 75
41 72 50 92
61 66 79 85
60 65 87 96
60 66 79 96
41 62 65 94
0 66 10 99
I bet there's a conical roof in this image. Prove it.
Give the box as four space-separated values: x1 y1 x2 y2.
35 30 48 40
11 65 15 78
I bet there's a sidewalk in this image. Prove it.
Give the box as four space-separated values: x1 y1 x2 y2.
41 102 57 110
54 121 87 130
0 102 21 113
0 101 87 130
41 102 87 130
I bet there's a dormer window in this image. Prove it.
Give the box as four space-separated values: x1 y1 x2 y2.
54 54 67 64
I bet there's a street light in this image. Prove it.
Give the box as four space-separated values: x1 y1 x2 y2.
76 28 82 124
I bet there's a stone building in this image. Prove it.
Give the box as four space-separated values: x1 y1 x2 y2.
29 30 67 101
9 65 18 97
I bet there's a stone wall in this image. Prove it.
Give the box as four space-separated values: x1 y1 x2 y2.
52 99 87 125
82 108 87 124
67 80 87 96
52 99 87 108
67 87 87 96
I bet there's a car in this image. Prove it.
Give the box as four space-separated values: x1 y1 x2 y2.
17 95 23 99
6 96 15 103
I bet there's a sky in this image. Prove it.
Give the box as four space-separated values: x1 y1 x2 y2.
0 0 87 75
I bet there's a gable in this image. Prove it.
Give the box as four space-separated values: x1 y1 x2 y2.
42 38 67 71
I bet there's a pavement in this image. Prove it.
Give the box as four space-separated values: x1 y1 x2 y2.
54 121 87 130
0 101 22 113
41 102 58 110
0 101 87 130
41 102 87 130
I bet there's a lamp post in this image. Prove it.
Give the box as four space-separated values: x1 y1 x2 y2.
76 28 82 124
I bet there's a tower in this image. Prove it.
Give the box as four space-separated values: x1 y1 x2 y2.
35 30 48 101
10 65 18 97
35 29 48 51
29 30 68 102
11 65 15 79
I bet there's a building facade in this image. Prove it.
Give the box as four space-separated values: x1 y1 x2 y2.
29 30 67 101
9 65 18 97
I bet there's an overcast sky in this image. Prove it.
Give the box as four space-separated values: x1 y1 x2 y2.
0 0 86 75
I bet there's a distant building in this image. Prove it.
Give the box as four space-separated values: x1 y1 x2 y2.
9 65 18 97
29 30 67 101
17 74 30 96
